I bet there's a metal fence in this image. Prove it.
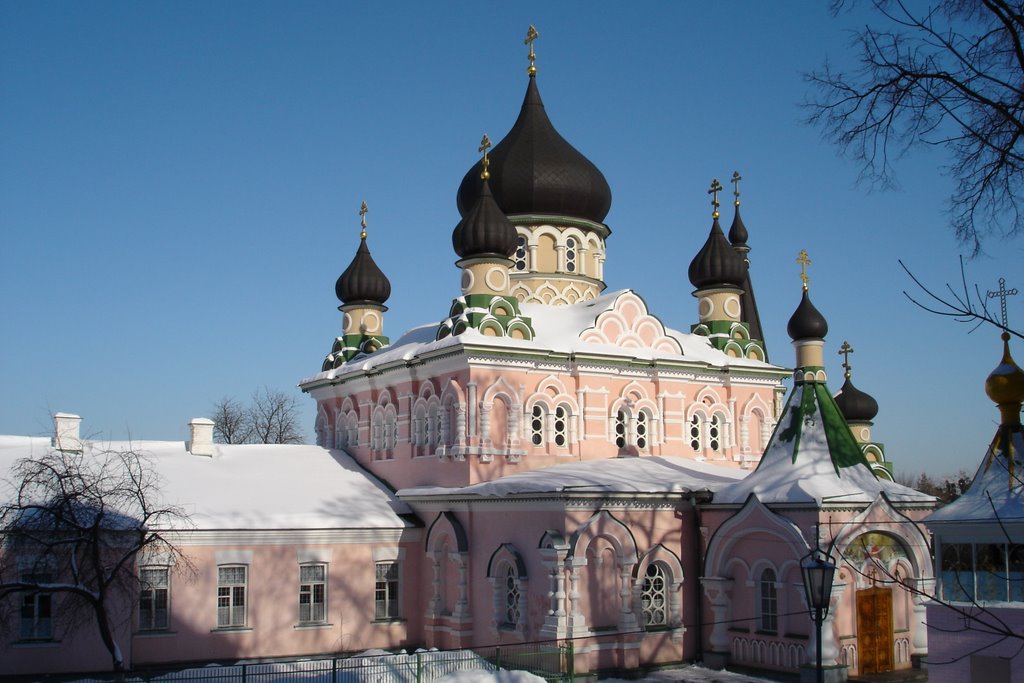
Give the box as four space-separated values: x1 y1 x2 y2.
28 642 572 683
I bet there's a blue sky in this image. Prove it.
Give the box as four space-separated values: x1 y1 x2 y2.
2 2 1021 478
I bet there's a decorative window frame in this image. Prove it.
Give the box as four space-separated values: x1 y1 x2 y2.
756 566 779 634
633 545 684 634
298 563 328 626
487 544 529 638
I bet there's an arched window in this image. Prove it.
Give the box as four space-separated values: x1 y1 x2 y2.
502 565 521 628
636 411 650 451
690 414 703 451
641 563 668 627
514 235 527 271
553 405 569 447
413 405 427 448
347 414 359 447
709 414 722 453
565 237 578 273
384 411 398 451
335 419 348 449
758 568 778 633
371 413 383 451
530 404 546 446
614 410 627 449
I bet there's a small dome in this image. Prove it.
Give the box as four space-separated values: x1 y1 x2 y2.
456 75 612 223
835 376 879 422
335 236 391 306
787 289 829 341
985 332 1024 408
452 178 518 259
728 205 749 248
688 218 747 289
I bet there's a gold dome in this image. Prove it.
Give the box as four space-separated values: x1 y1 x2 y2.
985 332 1024 425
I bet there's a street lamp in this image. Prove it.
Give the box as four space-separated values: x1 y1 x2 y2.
801 537 837 683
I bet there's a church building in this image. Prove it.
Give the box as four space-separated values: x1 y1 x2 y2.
1 29 936 681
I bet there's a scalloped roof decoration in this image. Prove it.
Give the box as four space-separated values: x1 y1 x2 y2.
579 291 683 354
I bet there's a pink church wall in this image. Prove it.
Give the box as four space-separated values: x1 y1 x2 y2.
317 355 780 493
128 540 424 667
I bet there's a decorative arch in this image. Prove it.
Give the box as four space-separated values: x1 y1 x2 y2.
579 291 683 354
315 404 331 448
831 493 932 582
487 543 529 636
633 544 685 631
567 511 640 634
740 394 774 456
424 513 470 631
704 496 809 579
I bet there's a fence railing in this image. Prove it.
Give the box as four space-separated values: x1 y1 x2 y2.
19 642 573 683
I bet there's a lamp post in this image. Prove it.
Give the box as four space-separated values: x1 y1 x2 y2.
801 532 837 683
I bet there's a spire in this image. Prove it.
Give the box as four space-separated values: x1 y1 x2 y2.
335 202 391 307
687 179 747 290
456 27 612 223
452 134 519 260
726 170 766 358
787 251 828 343
834 341 880 423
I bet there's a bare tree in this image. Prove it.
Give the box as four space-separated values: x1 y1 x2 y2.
0 444 192 672
248 387 304 445
210 396 251 444
806 0 1024 253
211 387 305 445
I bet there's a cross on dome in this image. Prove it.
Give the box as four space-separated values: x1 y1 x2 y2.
731 171 742 207
797 250 812 291
525 25 539 75
479 134 492 180
839 340 854 378
359 201 368 239
708 178 723 219
986 276 1018 330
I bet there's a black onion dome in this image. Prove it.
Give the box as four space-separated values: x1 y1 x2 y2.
688 218 748 289
456 75 612 223
787 289 829 341
335 237 391 306
729 205 749 248
835 376 880 422
452 178 518 259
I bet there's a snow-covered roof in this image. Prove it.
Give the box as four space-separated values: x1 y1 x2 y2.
712 381 935 506
0 436 414 530
926 427 1024 526
398 455 746 499
302 289 781 386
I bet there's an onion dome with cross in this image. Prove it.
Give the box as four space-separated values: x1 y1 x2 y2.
455 27 611 224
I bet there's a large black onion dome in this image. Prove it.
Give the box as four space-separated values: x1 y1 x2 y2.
787 289 829 341
456 76 612 223
452 178 518 259
688 218 748 289
335 236 391 306
835 376 880 422
729 205 749 248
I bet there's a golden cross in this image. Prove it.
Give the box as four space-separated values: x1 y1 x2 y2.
731 171 742 206
359 201 368 239
479 133 492 180
525 25 539 76
797 249 811 290
838 340 854 378
708 178 723 219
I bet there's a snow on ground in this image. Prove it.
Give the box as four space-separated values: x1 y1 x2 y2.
434 669 548 683
602 666 781 683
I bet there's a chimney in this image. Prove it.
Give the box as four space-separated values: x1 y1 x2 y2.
52 412 82 452
188 418 215 457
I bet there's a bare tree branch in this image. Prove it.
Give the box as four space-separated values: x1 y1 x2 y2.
807 0 1024 253
211 388 305 445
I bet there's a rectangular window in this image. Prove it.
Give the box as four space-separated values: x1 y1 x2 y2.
139 567 170 630
217 565 247 628
374 562 399 620
298 564 327 624
20 574 52 640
